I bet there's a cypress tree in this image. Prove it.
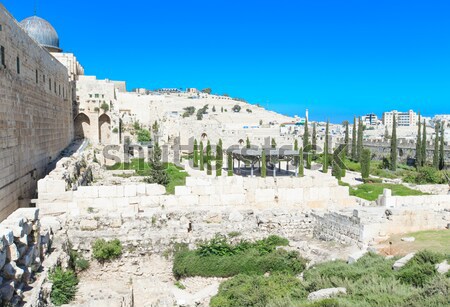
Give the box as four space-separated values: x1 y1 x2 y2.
344 121 349 156
361 148 371 179
416 113 422 168
385 125 390 140
227 152 233 176
294 139 299 172
303 117 309 151
390 114 397 171
332 147 342 180
357 118 363 162
312 122 317 157
306 152 312 170
298 147 304 177
206 140 212 175
341 145 347 178
433 123 440 170
271 138 277 148
146 141 169 185
351 117 357 160
439 124 445 170
421 120 427 166
216 139 223 176
323 120 329 173
261 150 267 178
246 137 251 148
199 141 204 171
193 139 199 168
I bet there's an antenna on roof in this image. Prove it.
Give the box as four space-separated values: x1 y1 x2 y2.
34 0 37 15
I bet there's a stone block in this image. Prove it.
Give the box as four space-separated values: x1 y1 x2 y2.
0 229 14 246
98 186 117 198
307 287 347 301
76 186 99 198
191 186 213 196
44 180 66 194
255 189 275 203
198 195 211 206
347 250 367 264
0 250 6 268
1 262 24 280
140 196 161 208
0 281 14 301
10 208 39 222
393 253 415 270
124 185 137 197
80 220 98 231
177 195 199 206
145 184 166 196
18 245 35 267
136 184 147 196
175 186 192 196
278 188 301 203
221 194 245 206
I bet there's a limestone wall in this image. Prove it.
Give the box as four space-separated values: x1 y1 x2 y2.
0 5 73 219
312 210 363 245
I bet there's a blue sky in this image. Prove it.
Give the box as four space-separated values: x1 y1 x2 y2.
4 0 450 122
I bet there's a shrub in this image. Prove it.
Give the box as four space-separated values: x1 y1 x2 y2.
137 129 151 142
49 267 78 306
92 238 122 262
397 262 437 287
210 273 308 307
173 236 305 279
403 166 445 184
232 105 241 112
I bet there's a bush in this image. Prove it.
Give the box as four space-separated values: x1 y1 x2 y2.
173 236 305 279
397 262 437 287
210 273 308 307
100 102 109 112
92 238 122 262
137 129 151 142
49 267 78 306
403 166 445 184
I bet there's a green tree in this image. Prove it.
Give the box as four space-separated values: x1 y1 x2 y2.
206 140 212 175
416 113 422 168
271 138 277 148
145 142 169 185
137 129 151 142
306 152 312 169
216 139 223 176
439 124 445 170
344 120 349 156
361 148 371 179
201 88 212 94
357 117 363 162
193 139 199 168
221 106 224 113
332 159 342 180
303 117 309 151
390 115 398 171
298 147 304 176
323 120 329 173
227 153 233 176
246 137 251 148
312 122 317 151
212 106 216 112
433 123 440 170
261 150 267 178
421 120 427 166
351 116 357 161
152 120 159 134
200 141 205 171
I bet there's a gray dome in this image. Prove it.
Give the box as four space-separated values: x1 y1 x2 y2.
20 16 61 52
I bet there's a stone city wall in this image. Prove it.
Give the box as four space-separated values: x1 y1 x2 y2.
312 210 363 245
0 5 73 220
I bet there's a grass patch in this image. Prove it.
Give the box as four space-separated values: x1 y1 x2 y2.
383 230 450 256
107 159 188 194
349 183 426 201
173 235 306 279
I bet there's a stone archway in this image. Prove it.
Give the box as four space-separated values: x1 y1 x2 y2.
74 113 90 139
98 114 111 144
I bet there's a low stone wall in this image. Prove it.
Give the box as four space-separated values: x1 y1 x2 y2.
0 208 52 305
37 166 356 216
63 208 315 255
312 210 363 245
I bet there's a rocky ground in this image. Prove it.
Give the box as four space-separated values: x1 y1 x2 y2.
64 239 361 307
